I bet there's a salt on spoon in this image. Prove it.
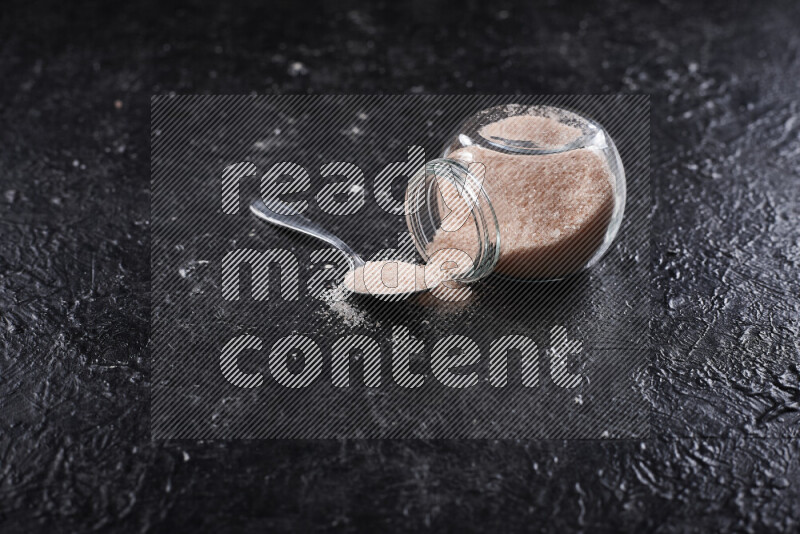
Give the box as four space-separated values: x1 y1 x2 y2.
341 250 471 298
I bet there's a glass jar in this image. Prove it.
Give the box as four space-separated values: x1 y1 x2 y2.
405 104 626 282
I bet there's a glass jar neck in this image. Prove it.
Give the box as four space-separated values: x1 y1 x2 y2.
404 157 500 282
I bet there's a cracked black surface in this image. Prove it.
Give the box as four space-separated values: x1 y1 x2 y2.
1 0 799 531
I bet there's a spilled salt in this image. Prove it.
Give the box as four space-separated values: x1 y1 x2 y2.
319 296 370 327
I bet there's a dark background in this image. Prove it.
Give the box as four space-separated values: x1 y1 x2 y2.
1 0 798 531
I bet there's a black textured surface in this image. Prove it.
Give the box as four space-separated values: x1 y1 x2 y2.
1 0 798 531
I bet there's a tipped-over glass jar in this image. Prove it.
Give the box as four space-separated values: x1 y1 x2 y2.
405 104 626 282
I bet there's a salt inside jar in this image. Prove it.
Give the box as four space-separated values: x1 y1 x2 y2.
405 104 626 281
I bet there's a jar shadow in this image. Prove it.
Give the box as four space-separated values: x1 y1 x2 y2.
348 268 594 329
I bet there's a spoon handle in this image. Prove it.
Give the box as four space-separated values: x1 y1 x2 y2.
249 199 365 267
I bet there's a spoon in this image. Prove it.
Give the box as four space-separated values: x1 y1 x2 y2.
249 199 434 296
250 198 366 268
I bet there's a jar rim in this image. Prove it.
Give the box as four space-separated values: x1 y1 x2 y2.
454 104 609 156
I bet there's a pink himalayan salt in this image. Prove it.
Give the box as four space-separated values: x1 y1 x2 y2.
427 117 614 279
342 250 472 297
342 260 424 295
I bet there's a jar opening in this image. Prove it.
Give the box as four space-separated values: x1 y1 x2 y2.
405 158 500 282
